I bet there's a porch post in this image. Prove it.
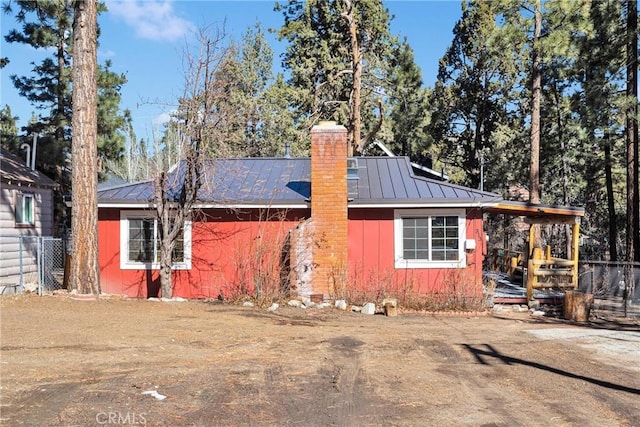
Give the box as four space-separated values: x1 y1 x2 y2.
527 224 536 302
571 219 580 288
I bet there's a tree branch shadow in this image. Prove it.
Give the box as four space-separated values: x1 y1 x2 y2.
461 343 640 395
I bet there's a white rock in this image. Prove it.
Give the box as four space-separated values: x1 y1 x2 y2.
531 310 546 317
334 299 348 310
288 300 303 307
361 302 376 315
142 390 166 400
23 282 38 293
160 297 186 302
351 305 362 313
267 303 279 312
242 301 254 307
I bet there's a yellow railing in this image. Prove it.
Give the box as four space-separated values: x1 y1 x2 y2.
525 246 578 301
489 246 578 301
488 248 524 276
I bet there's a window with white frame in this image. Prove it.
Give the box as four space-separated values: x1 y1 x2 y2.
15 192 34 226
120 211 191 270
394 209 466 269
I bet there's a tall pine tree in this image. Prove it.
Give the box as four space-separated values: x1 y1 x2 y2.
275 0 395 154
3 0 127 229
429 0 518 189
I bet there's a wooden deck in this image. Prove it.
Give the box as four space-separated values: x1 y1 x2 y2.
485 271 640 319
484 271 565 304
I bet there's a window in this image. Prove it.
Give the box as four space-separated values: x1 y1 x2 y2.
394 209 466 269
347 157 359 180
120 211 191 270
16 193 34 226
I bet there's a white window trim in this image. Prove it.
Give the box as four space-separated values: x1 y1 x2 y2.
394 208 466 269
16 192 35 226
120 210 192 270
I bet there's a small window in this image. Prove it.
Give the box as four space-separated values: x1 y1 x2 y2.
120 211 191 270
394 209 466 269
347 157 359 180
16 193 34 226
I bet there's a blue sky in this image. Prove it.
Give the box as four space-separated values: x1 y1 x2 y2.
1 0 462 143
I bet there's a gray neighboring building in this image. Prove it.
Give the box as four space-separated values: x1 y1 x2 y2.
0 148 57 290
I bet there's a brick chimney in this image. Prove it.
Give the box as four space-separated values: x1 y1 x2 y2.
310 121 348 298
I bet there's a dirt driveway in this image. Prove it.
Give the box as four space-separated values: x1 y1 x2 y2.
1 295 639 426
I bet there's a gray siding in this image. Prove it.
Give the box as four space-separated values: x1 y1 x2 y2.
0 184 54 284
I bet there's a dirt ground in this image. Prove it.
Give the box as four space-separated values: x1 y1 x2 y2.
1 295 639 427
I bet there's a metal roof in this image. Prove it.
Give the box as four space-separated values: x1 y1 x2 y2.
98 156 502 208
0 147 57 188
349 157 499 206
370 141 449 181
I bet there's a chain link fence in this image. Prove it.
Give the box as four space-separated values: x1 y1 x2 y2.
0 235 67 295
578 261 640 318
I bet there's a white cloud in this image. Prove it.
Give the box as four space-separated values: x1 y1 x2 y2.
106 1 194 42
152 111 174 126
99 49 116 59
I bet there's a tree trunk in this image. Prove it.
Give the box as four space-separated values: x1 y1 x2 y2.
530 0 542 206
56 24 66 145
343 0 362 156
159 238 174 299
626 0 638 263
529 0 542 249
604 137 618 261
154 172 174 299
70 0 100 295
553 82 572 258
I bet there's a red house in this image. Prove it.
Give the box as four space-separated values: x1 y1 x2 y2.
97 123 502 302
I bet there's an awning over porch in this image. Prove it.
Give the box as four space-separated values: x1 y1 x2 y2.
485 200 585 222
484 200 585 302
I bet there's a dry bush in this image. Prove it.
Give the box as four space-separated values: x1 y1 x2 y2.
341 265 485 312
222 210 292 305
223 211 486 312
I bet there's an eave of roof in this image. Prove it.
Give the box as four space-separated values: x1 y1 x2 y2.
485 201 585 219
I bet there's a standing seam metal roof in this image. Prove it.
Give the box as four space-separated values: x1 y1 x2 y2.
97 156 502 206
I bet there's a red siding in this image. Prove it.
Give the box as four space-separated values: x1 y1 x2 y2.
347 208 485 300
98 208 308 299
99 207 486 300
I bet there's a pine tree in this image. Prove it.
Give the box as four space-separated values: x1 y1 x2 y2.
275 0 394 154
428 0 517 189
0 105 20 151
574 0 626 259
3 0 127 228
70 0 99 295
4 0 75 196
625 0 639 263
212 23 301 157
387 40 431 162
